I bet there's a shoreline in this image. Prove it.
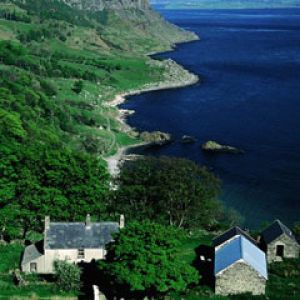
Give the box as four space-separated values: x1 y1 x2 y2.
104 58 199 177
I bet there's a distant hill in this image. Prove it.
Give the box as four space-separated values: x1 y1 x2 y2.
150 0 300 9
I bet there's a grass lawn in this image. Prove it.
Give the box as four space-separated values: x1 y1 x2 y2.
0 244 24 274
178 231 213 265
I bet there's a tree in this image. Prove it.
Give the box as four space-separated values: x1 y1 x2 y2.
0 204 23 241
54 260 81 293
99 221 199 298
0 141 110 239
113 156 221 229
13 145 110 236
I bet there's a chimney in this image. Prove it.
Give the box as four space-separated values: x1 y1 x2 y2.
120 214 125 229
86 214 92 228
45 216 50 231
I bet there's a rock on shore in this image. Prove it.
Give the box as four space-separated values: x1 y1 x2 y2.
202 140 245 154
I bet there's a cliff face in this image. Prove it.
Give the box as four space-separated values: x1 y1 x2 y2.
61 0 198 51
62 0 150 11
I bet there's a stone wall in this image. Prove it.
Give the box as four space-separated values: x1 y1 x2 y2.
215 261 266 296
266 234 300 263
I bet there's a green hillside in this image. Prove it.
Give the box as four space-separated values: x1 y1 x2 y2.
0 0 197 241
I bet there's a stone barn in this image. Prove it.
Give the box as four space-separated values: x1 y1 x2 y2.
21 215 124 274
215 236 268 296
260 220 299 263
213 226 257 251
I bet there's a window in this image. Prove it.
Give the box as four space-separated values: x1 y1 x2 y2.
276 245 284 257
77 249 85 259
30 263 37 273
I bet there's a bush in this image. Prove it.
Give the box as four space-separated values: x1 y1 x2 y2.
54 261 81 293
40 80 57 96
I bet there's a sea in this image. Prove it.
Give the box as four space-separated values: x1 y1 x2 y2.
121 8 300 228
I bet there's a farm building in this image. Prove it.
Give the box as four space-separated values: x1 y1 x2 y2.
21 215 124 274
260 220 299 263
215 235 268 296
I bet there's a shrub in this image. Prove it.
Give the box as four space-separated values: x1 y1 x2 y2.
54 260 81 293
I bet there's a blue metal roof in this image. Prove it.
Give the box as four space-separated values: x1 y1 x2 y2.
215 236 268 279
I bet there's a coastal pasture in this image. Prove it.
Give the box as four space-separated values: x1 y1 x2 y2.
0 19 35 33
65 26 110 51
0 23 15 41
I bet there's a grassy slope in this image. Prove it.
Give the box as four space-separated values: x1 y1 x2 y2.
0 0 195 158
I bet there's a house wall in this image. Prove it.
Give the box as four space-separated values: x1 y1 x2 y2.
22 248 106 274
215 261 266 296
21 255 45 274
266 234 299 263
43 248 105 273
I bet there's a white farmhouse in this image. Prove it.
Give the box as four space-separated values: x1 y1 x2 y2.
21 214 124 274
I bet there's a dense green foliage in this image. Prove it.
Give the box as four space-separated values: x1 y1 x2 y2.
0 66 110 240
0 0 182 242
100 221 199 297
54 260 82 293
113 156 222 229
265 257 300 300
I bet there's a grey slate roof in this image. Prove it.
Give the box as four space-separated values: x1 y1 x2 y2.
45 222 119 249
215 236 268 280
261 220 298 245
213 226 257 248
22 241 44 265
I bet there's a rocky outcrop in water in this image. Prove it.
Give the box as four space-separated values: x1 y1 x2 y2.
202 140 245 154
140 131 172 146
181 135 197 144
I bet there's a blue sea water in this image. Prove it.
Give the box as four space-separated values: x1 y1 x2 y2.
121 9 300 227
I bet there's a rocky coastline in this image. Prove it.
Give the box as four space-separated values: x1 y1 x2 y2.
104 58 199 176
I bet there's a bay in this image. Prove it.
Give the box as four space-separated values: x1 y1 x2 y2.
121 8 300 227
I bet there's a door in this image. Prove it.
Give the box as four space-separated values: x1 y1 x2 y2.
276 245 284 257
